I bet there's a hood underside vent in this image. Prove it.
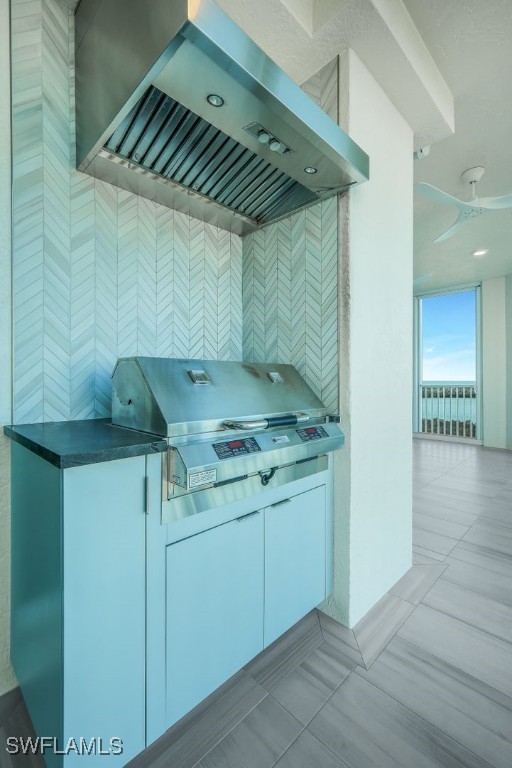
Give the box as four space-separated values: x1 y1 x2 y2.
103 86 316 225
75 0 369 235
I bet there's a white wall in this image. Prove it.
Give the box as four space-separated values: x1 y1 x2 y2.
482 278 507 449
506 275 512 450
327 50 413 627
0 0 17 695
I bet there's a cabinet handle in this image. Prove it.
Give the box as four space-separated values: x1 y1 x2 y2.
144 476 150 515
271 498 291 508
236 510 261 523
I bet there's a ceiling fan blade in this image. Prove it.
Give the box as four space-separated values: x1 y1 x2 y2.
433 211 470 243
415 182 475 212
477 193 512 210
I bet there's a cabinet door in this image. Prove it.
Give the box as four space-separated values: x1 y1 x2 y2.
264 485 326 647
62 457 146 765
166 510 264 727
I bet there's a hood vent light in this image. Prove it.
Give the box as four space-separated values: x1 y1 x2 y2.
206 94 224 108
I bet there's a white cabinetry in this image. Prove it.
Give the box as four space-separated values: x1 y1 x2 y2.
11 444 146 767
160 482 328 729
264 486 326 646
11 440 334 761
165 510 264 725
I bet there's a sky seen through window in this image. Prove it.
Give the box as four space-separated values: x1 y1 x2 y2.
421 290 476 382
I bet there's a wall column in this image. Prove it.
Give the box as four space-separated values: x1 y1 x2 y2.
482 277 507 449
326 50 414 626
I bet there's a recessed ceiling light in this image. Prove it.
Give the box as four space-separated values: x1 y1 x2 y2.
206 94 224 107
472 248 489 258
304 166 317 174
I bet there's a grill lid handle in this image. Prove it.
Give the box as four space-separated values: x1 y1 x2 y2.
223 413 309 430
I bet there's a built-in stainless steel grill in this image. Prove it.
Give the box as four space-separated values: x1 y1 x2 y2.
112 357 344 522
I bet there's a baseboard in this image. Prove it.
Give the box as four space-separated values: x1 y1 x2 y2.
413 433 482 446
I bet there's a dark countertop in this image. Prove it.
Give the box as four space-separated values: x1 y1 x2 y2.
4 419 167 469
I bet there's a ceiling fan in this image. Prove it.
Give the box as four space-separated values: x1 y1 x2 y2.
415 166 512 242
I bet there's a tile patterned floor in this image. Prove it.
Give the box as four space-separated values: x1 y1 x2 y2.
2 438 512 767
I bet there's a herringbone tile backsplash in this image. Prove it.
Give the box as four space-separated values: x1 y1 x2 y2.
11 0 338 422
11 0 243 423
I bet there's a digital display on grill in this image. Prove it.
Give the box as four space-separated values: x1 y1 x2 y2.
213 437 261 459
296 426 328 442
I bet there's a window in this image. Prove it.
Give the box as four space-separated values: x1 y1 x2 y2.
414 288 480 440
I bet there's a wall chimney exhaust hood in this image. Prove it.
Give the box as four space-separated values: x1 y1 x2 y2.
75 0 369 235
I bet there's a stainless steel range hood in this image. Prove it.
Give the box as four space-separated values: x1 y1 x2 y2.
75 0 369 234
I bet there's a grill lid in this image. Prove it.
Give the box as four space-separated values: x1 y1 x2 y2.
111 357 328 438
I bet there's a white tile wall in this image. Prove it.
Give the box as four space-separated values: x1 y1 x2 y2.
11 0 243 424
242 59 339 413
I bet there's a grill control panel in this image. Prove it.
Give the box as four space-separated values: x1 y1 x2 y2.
296 426 328 442
213 437 261 460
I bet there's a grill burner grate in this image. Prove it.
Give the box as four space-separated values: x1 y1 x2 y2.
111 357 344 522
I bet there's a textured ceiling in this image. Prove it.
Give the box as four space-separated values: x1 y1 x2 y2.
404 0 512 292
216 0 453 145
216 0 374 85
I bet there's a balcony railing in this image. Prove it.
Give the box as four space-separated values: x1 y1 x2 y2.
420 382 477 438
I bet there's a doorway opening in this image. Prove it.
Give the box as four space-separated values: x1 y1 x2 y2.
413 287 481 442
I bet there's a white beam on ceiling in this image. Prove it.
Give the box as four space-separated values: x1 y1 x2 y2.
216 0 454 148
